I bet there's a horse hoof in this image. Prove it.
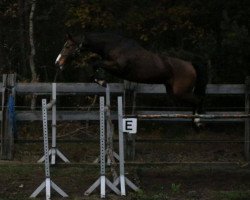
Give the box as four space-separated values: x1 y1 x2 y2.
94 79 107 87
193 122 205 132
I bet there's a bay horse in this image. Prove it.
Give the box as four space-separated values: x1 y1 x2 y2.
55 32 207 127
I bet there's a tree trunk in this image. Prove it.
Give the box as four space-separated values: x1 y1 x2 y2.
29 0 37 81
29 0 38 110
18 0 28 78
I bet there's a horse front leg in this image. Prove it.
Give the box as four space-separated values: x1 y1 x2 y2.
91 60 120 73
90 60 119 87
89 60 108 87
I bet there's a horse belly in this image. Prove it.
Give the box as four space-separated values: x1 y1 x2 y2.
133 56 170 83
125 64 169 84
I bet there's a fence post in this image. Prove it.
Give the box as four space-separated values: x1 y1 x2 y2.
245 76 250 161
1 74 16 160
123 81 137 160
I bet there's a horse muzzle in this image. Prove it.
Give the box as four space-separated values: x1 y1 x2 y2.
59 65 64 70
54 61 64 71
55 53 65 68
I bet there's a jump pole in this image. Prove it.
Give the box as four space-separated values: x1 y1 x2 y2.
105 84 119 164
113 96 139 195
85 97 120 198
38 83 69 165
127 113 250 119
245 77 250 160
30 99 68 199
93 84 119 164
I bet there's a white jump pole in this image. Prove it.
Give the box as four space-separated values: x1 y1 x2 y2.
30 99 68 199
38 83 69 164
85 97 120 198
105 84 119 164
113 96 139 195
93 84 119 164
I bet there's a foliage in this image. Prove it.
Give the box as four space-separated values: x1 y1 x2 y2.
170 183 181 194
0 0 249 83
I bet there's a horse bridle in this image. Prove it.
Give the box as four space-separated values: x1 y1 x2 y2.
72 42 82 57
54 42 83 82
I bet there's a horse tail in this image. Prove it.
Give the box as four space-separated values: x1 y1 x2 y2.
193 62 208 97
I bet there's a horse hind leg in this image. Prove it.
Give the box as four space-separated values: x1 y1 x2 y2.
192 62 208 129
192 93 206 131
165 82 206 130
172 85 205 130
164 84 178 107
180 94 204 130
193 83 207 130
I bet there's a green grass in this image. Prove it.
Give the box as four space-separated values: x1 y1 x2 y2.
215 191 250 200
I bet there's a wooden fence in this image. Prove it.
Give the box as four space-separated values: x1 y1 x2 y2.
1 75 250 160
2 82 247 121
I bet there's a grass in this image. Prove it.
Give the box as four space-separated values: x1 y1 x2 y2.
215 191 250 200
1 164 250 199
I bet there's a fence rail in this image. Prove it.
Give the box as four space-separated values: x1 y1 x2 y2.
4 111 247 122
1 82 246 122
0 82 245 95
0 76 250 160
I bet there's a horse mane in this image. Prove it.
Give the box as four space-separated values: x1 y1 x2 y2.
83 32 144 51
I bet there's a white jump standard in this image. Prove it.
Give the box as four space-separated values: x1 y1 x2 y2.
85 97 120 198
105 84 120 164
37 83 69 165
113 96 139 195
30 99 68 199
93 84 119 164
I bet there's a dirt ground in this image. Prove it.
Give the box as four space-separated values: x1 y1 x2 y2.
1 122 250 199
1 163 250 200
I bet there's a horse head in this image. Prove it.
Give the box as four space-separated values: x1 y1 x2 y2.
55 33 83 70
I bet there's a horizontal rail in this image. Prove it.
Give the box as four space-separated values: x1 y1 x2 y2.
0 110 245 121
0 111 245 121
0 162 244 168
8 139 245 144
15 110 101 121
135 84 245 94
130 113 250 119
0 83 245 95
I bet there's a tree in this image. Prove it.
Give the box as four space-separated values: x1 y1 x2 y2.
29 0 38 110
18 0 28 77
29 0 37 82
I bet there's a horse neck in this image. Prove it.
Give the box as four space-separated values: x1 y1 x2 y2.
85 33 121 55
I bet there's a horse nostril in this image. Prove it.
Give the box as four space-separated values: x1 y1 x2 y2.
55 61 60 67
54 60 63 70
54 62 63 70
